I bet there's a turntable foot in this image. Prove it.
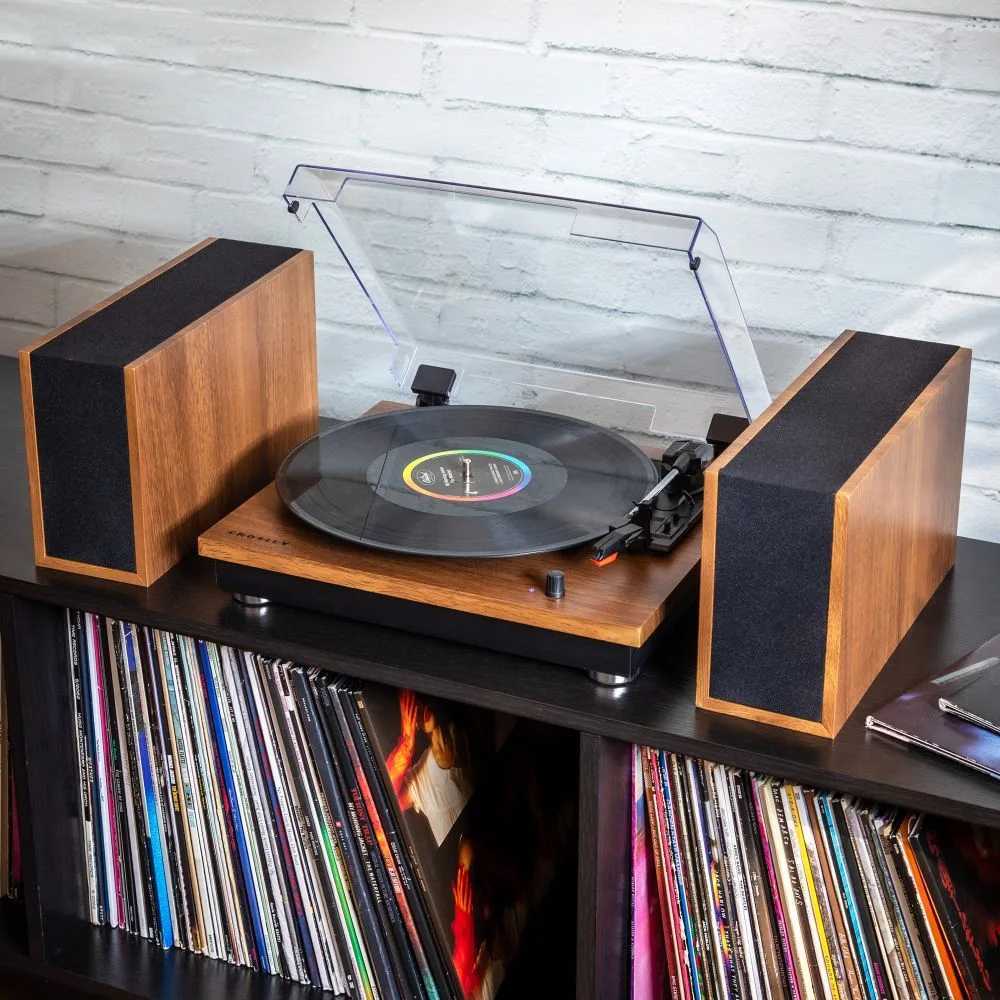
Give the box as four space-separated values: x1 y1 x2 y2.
588 670 632 687
233 593 272 608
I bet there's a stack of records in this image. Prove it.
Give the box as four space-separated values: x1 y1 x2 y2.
67 610 575 998
631 746 1000 1000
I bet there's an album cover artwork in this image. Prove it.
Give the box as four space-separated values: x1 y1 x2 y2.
911 815 1000 999
359 684 572 1000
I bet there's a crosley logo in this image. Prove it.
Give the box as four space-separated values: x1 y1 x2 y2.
417 470 436 485
226 530 289 546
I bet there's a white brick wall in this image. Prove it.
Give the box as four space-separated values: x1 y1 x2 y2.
0 0 997 541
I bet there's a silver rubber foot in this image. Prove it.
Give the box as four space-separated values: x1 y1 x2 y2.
233 593 272 608
588 670 632 686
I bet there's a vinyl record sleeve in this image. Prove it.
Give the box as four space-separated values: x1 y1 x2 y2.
896 816 966 1000
804 791 864 1000
100 618 132 934
664 754 703 1000
633 749 672 1000
122 622 171 948
909 815 1000 999
880 817 946 1000
733 772 789 1000
640 750 682 1000
712 765 763 1000
860 811 926 999
751 777 800 1000
937 655 1000 737
290 669 399 1000
866 636 1000 783
67 611 101 927
784 784 841 1000
259 659 347 991
831 800 892 1000
338 682 456 999
325 678 441 1000
244 656 317 985
766 781 819 1000
108 619 147 940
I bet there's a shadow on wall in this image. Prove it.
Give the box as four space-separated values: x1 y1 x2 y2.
0 219 996 543
0 227 187 355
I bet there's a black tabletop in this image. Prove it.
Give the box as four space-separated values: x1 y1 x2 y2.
3 357 1000 826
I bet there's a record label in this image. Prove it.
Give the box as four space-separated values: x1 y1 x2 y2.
402 449 530 502
369 435 569 519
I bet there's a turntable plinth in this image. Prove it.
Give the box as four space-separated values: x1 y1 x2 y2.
198 482 701 681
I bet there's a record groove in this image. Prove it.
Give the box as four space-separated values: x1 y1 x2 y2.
277 406 658 558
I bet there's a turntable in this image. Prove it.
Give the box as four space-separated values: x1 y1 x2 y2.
198 167 772 683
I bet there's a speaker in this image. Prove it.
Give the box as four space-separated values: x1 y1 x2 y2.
19 237 318 586
697 330 970 738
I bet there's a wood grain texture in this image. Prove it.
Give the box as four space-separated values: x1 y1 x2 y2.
19 240 318 586
822 346 971 733
697 332 970 738
696 332 856 717
199 481 701 647
127 248 317 584
17 241 214 579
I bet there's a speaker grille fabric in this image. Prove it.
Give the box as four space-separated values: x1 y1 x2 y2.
30 239 300 572
710 332 959 721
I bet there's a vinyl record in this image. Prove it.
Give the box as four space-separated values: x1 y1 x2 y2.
276 405 658 557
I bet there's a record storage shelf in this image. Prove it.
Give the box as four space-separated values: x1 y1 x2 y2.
2 356 1000 999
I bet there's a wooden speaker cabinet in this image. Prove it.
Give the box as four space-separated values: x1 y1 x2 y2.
20 238 318 586
697 330 971 738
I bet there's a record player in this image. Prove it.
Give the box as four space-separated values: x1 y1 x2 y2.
198 167 772 683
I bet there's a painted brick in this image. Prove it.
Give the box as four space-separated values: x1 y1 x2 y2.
828 79 1000 165
735 145 942 223
438 46 616 116
0 162 45 216
0 1 424 93
363 96 545 168
0 267 57 326
0 46 362 143
627 189 833 271
814 0 999 16
0 220 184 286
925 292 1000 365
0 0 998 539
739 3 946 85
360 0 532 41
55 276 119 325
174 0 353 22
191 190 314 246
540 116 736 197
0 320 46 355
969 361 1000 426
3 101 257 192
254 141 434 204
3 101 108 171
832 218 1000 298
964 420 1000 492
623 62 825 140
958 485 1000 543
538 0 738 61
46 171 195 241
942 22 1000 92
939 162 1000 230
731 265 932 340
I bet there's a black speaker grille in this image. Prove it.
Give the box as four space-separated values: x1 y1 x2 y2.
31 239 301 572
710 332 959 721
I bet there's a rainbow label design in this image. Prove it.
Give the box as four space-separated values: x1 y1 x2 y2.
402 449 531 502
